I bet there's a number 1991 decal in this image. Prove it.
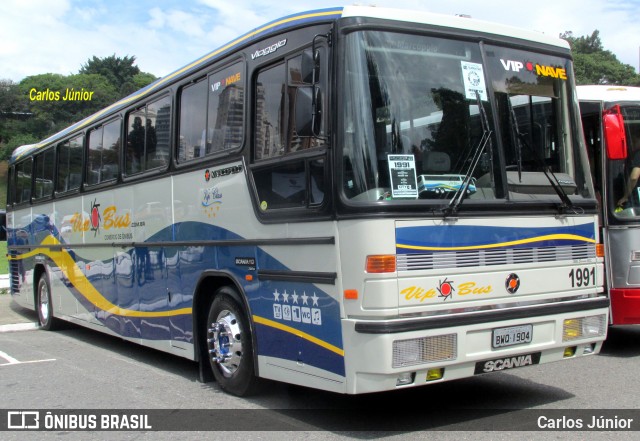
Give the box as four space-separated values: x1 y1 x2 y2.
568 267 595 288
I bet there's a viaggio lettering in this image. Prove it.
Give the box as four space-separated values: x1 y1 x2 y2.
251 39 287 60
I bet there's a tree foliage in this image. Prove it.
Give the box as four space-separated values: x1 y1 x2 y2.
560 30 640 86
0 55 157 160
80 54 142 95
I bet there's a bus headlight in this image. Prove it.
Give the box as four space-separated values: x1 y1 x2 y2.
562 315 606 342
392 334 457 368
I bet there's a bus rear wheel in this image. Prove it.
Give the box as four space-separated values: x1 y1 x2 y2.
37 274 59 330
206 287 260 396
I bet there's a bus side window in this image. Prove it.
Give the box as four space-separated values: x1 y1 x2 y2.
14 159 32 204
125 96 170 176
34 149 55 199
56 135 83 194
87 119 121 186
252 48 327 214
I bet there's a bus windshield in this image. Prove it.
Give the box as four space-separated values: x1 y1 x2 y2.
341 31 592 206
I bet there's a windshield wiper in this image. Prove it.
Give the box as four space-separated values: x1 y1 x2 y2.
505 96 575 213
443 92 492 217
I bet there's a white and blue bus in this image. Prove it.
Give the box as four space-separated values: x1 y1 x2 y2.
7 6 608 396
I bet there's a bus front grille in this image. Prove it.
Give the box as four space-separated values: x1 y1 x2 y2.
396 244 596 271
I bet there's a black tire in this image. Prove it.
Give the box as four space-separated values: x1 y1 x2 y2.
205 287 261 396
37 274 59 330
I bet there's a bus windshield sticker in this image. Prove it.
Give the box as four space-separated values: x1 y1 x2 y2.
388 154 418 199
461 61 487 101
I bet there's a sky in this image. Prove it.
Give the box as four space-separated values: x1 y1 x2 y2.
1 0 639 82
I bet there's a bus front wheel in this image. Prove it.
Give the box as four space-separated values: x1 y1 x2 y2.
206 287 260 396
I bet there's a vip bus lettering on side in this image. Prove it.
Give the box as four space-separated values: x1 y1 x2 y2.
6 6 608 396
578 85 640 325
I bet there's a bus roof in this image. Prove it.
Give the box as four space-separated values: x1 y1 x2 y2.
341 5 569 49
12 5 570 164
577 85 640 102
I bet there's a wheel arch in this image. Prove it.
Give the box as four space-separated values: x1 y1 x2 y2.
192 270 259 381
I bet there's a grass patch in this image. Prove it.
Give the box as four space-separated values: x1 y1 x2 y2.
0 241 6 275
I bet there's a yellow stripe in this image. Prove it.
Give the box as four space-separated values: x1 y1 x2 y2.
397 233 596 251
11 236 191 318
16 9 343 160
253 315 344 357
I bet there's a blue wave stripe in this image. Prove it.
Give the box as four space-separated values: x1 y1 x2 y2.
396 223 596 254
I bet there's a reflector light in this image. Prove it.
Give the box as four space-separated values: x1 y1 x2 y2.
344 289 358 300
366 255 396 273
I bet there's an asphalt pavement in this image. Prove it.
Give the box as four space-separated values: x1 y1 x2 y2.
0 275 39 331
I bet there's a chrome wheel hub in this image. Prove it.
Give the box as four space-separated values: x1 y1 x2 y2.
39 283 50 323
208 310 243 376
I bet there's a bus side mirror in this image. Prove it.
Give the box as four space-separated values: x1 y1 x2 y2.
603 105 627 160
300 49 318 84
295 86 322 137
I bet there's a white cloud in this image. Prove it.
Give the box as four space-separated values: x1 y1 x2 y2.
0 0 638 82
148 7 207 38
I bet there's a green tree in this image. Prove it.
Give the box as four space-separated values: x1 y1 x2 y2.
560 30 640 85
0 55 157 161
17 73 119 137
0 79 29 147
1 133 39 160
79 54 156 96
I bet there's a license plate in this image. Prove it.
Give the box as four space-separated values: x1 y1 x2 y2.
492 324 532 348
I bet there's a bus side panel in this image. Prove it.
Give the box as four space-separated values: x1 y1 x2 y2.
606 227 640 324
171 163 264 346
254 222 344 387
172 163 346 385
8 207 33 306
132 178 173 345
54 195 95 324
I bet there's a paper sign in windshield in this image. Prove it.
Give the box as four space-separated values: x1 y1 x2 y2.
388 154 418 198
461 61 487 101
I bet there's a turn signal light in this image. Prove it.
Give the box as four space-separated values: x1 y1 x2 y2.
366 255 396 273
596 244 605 258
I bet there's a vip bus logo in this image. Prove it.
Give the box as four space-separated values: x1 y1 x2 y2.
90 199 101 236
402 280 493 303
70 205 131 234
202 187 222 218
